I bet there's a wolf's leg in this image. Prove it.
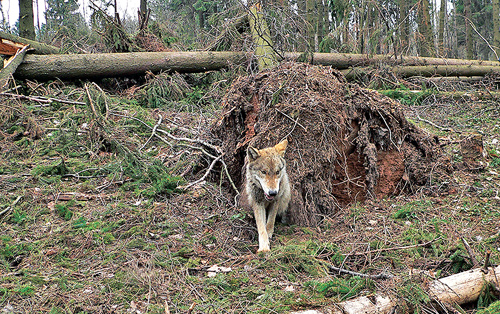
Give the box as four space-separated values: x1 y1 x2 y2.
266 204 279 240
254 204 270 252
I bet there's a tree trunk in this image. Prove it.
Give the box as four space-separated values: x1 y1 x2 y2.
438 0 446 56
342 64 500 79
283 52 500 68
493 0 500 59
0 30 59 54
0 45 29 91
13 51 500 81
15 51 251 80
464 0 473 59
19 0 35 40
418 0 434 57
248 4 278 70
305 0 317 51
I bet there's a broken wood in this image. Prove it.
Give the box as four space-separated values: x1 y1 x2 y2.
290 265 500 314
0 45 29 91
15 51 250 80
0 31 59 55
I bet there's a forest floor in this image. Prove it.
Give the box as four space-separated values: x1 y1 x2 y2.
0 71 500 314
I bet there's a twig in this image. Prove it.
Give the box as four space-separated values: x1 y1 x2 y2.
414 111 457 133
275 108 306 131
319 259 394 280
187 302 196 314
482 250 491 273
109 111 221 153
0 196 22 217
0 92 86 106
108 111 239 194
181 154 223 190
85 85 99 118
460 237 479 268
140 115 163 151
346 237 441 256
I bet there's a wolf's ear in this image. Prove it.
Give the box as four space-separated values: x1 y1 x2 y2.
247 146 260 161
275 139 288 157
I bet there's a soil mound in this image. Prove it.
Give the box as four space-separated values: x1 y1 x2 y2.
212 62 451 226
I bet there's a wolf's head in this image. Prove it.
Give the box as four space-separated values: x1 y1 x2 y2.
247 139 288 201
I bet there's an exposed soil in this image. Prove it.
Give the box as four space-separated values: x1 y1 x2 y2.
212 62 452 226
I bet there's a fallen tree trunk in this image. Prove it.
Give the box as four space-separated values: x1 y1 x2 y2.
13 51 500 81
284 52 500 69
377 89 500 100
342 64 500 79
15 51 250 80
0 31 59 55
0 45 29 90
290 265 500 314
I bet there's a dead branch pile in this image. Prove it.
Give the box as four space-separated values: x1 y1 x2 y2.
212 62 452 226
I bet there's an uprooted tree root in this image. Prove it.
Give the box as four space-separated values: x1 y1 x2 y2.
212 62 452 227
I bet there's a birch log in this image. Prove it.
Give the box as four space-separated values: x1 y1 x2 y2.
290 265 500 314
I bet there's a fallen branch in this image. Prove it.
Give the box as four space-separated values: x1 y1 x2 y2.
0 45 29 91
0 196 22 217
461 237 479 268
0 91 86 106
108 112 238 195
346 237 440 256
320 259 394 280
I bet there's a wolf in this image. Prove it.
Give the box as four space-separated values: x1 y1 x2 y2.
243 139 291 252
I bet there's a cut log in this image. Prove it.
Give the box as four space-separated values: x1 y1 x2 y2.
15 51 250 80
284 52 500 69
0 45 29 91
0 31 59 55
289 265 500 314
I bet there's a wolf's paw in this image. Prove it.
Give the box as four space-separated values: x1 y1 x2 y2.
257 246 270 253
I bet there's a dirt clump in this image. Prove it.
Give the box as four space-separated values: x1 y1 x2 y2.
212 62 452 226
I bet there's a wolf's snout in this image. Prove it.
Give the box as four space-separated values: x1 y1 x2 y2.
268 190 278 197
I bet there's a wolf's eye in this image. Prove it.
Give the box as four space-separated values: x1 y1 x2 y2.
260 170 267 175
275 170 280 175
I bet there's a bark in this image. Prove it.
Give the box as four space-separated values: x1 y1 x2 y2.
248 4 278 70
15 51 250 80
283 52 500 68
0 30 59 55
464 0 473 59
19 0 35 40
13 51 500 81
438 0 446 56
290 265 500 314
493 0 500 59
342 64 500 79
0 45 29 91
377 89 500 99
417 0 435 57
305 0 317 50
